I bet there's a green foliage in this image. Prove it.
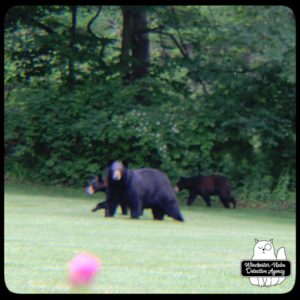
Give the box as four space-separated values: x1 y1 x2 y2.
4 6 295 206
237 171 295 210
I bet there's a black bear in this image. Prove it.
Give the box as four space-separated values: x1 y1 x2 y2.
175 175 236 208
85 175 128 215
106 160 184 221
86 174 107 195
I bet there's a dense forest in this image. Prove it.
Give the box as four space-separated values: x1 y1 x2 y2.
4 6 295 206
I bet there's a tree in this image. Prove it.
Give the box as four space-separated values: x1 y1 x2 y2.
67 6 77 90
120 6 150 104
120 6 150 83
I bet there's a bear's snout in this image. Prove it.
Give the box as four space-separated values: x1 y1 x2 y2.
112 170 122 181
86 186 95 195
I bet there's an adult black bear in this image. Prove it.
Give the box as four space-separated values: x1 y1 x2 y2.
106 160 184 221
175 175 236 208
86 175 127 215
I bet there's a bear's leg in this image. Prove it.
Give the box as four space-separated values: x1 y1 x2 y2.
164 203 184 222
120 202 128 215
219 197 230 208
106 200 118 217
130 209 141 219
91 201 107 212
187 191 197 205
229 197 236 208
91 203 101 212
219 190 236 208
91 205 98 212
129 201 142 219
124 191 142 219
202 195 212 207
152 208 165 220
173 212 184 222
223 197 236 208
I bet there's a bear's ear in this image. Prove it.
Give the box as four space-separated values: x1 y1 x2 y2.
255 239 259 244
122 160 129 168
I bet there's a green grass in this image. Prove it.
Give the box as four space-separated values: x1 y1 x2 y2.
5 183 296 294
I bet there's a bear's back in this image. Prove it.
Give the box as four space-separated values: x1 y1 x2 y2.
134 168 171 187
132 168 175 204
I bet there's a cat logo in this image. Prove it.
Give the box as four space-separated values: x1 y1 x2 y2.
241 239 291 287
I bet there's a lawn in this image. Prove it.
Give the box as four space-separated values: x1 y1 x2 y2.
4 183 296 294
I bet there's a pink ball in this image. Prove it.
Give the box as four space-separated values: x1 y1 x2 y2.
68 252 101 286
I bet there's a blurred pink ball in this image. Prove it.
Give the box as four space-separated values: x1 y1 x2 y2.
68 252 101 286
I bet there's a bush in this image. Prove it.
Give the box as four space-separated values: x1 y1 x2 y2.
4 80 186 185
4 76 296 211
236 171 295 210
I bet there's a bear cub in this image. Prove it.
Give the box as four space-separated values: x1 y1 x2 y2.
175 175 236 208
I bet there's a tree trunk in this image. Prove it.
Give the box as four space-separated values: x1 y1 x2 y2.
120 7 134 84
67 6 77 91
131 9 150 81
120 6 150 104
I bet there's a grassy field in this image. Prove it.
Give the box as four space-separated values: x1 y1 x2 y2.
4 183 296 294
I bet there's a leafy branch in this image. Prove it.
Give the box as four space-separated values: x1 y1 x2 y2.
87 6 103 39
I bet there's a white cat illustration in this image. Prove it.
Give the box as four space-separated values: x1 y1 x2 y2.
249 239 287 287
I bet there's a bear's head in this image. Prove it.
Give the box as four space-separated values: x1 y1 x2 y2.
85 174 107 195
107 160 128 182
174 176 188 192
